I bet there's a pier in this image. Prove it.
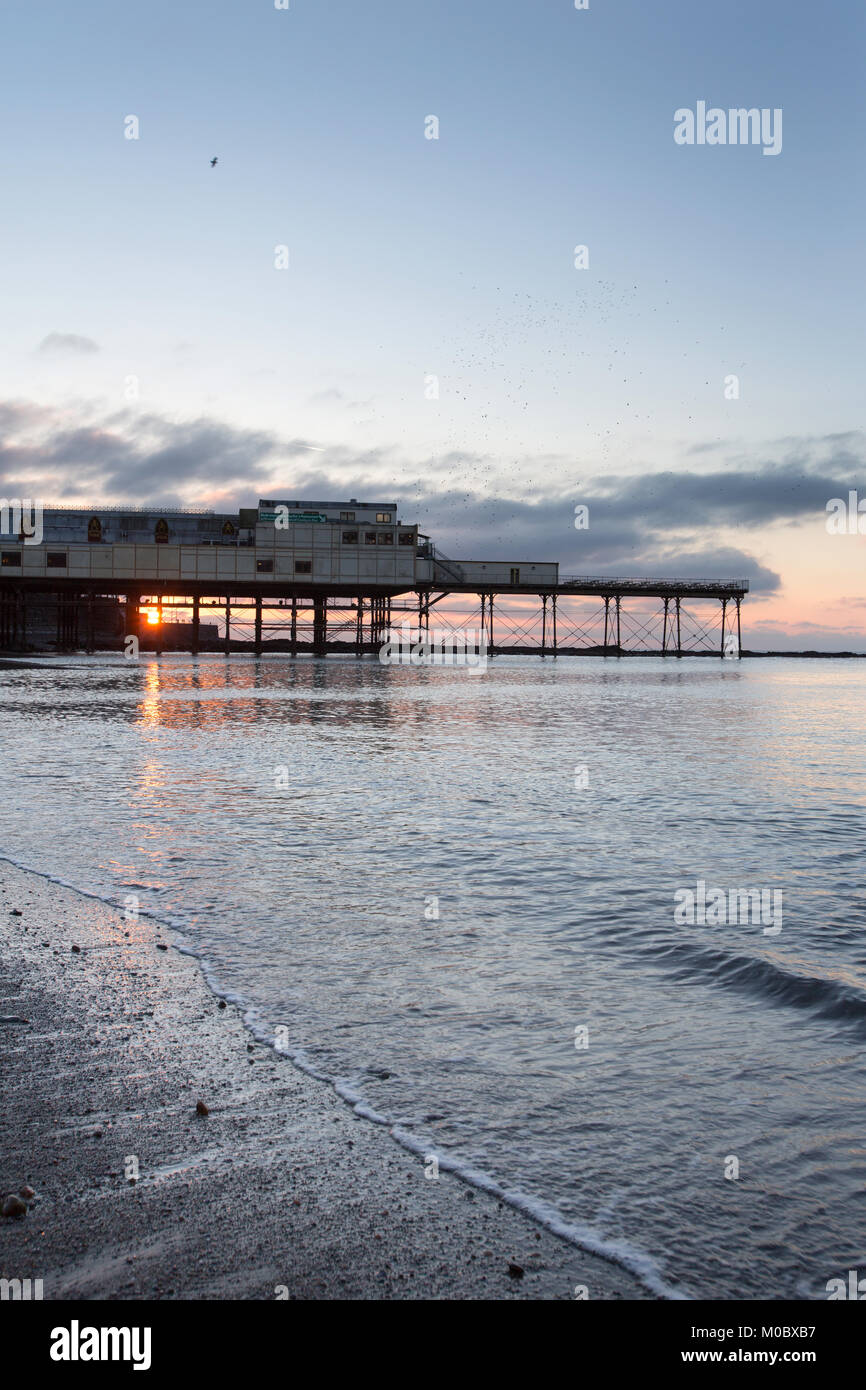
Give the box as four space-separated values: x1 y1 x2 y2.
0 501 748 657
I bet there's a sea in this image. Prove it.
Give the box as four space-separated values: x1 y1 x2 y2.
1 652 864 1299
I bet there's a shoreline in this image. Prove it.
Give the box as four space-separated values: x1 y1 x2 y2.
0 860 647 1300
2 649 866 663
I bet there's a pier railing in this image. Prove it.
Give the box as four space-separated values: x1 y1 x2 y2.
558 575 749 594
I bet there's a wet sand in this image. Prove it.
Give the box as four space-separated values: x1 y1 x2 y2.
0 861 645 1300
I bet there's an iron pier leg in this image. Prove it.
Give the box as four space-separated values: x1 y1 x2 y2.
224 599 231 655
736 597 742 658
615 595 621 654
662 596 669 656
313 597 327 655
254 595 263 655
603 595 609 651
541 594 547 657
720 598 728 658
676 597 682 657
552 593 558 657
192 594 200 655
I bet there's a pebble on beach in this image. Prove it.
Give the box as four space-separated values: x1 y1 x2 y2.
508 1262 524 1280
19 1185 35 1200
196 1099 209 1116
1 1194 27 1218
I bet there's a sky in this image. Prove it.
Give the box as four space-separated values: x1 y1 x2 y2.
0 0 864 649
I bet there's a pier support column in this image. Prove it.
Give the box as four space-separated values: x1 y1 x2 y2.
720 598 728 658
615 595 622 654
192 594 200 655
676 597 682 657
313 597 327 655
224 599 231 655
417 589 430 634
552 593 558 657
85 593 94 655
0 589 12 648
603 595 610 652
662 596 669 655
254 595 263 655
356 596 365 656
541 594 548 657
736 597 742 658
479 592 495 656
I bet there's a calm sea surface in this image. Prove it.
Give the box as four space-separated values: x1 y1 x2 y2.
1 654 864 1298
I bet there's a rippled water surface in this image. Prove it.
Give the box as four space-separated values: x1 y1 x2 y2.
2 654 864 1297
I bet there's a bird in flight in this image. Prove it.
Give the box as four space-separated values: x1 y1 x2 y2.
210 157 218 167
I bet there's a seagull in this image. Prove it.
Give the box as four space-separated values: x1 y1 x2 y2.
210 157 218 167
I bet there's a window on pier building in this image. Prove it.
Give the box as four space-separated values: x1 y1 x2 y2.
47 553 67 567
295 559 312 573
398 532 414 545
364 531 377 545
1 552 21 566
377 531 394 545
340 511 356 521
256 559 274 573
342 530 359 544
510 568 520 584
376 512 392 523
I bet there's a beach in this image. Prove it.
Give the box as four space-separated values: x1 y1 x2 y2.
0 861 644 1300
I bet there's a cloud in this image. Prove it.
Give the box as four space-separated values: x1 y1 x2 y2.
36 333 100 356
0 398 861 599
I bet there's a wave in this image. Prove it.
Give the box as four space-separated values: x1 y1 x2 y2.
0 849 687 1301
651 938 866 1032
